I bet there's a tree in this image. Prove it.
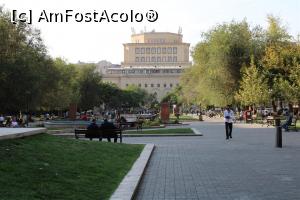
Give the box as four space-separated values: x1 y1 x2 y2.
77 64 102 110
41 58 79 111
0 7 58 113
181 20 253 106
262 15 300 111
235 57 270 107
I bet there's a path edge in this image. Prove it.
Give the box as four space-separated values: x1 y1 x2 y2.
110 143 155 200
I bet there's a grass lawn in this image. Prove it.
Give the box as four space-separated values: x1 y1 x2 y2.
0 134 144 200
125 128 194 134
169 114 199 121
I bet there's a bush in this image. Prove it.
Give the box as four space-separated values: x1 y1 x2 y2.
143 118 161 126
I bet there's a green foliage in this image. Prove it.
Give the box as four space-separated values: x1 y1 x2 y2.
235 57 270 106
0 6 157 113
77 64 102 110
181 16 300 108
161 86 183 105
0 8 58 112
182 20 253 106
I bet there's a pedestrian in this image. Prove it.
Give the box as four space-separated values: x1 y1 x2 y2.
281 110 293 132
224 105 234 140
0 114 4 127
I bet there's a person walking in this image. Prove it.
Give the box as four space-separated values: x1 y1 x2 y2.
224 105 234 140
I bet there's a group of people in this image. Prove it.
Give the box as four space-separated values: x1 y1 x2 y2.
223 105 298 140
87 118 118 142
0 115 27 128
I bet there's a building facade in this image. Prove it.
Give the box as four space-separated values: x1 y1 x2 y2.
102 31 191 100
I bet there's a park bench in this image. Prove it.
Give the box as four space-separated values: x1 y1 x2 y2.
288 117 298 132
262 116 275 127
74 128 122 143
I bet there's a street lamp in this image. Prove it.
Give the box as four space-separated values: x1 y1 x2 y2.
25 91 30 127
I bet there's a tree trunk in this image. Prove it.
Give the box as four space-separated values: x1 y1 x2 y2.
279 100 283 110
272 100 277 112
288 103 293 113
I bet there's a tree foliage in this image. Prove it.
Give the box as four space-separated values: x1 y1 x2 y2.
0 6 157 113
181 15 300 110
235 58 270 106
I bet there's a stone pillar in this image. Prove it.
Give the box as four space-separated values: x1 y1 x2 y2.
161 102 170 123
69 103 77 120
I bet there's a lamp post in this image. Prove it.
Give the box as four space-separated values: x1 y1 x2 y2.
25 91 30 127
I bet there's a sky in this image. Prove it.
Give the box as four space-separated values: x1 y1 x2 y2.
1 0 300 64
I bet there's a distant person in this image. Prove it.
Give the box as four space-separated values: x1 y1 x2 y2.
86 119 99 140
11 117 19 128
282 111 293 132
6 116 12 127
0 115 4 127
224 105 235 140
100 118 118 142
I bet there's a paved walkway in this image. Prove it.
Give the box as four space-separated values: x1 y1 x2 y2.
124 121 300 200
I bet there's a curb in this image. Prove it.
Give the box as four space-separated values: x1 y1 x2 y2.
123 134 202 137
191 128 203 136
0 128 46 140
110 144 155 200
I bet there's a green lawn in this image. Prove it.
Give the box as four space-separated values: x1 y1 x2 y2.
125 128 194 134
170 114 199 121
0 134 143 200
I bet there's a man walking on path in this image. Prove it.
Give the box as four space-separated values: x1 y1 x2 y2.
224 105 234 140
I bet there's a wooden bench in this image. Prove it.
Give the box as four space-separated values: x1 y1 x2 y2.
288 117 298 132
261 116 275 127
74 128 122 143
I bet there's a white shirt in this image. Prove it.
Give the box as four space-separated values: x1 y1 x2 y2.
224 109 234 123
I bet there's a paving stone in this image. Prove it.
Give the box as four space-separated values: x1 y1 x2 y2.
125 121 300 200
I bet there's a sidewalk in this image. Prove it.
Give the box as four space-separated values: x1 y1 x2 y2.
124 121 300 200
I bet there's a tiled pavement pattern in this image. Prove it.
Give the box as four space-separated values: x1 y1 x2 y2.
124 121 300 200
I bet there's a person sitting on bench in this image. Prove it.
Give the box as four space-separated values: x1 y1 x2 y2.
86 119 99 139
100 118 118 142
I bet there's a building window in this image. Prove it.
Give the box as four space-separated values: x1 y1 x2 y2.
151 47 156 54
162 56 166 62
151 57 156 62
151 84 154 87
167 47 172 54
146 57 150 62
173 56 177 62
146 48 150 54
145 84 148 88
157 57 161 62
138 83 141 87
173 47 177 54
135 48 140 54
141 57 145 62
162 47 166 54
126 84 129 87
157 47 161 54
141 48 145 54
135 57 139 62
164 84 167 88
167 56 172 62
157 84 160 87
170 83 173 88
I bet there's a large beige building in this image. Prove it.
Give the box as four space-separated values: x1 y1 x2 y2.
102 31 191 100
